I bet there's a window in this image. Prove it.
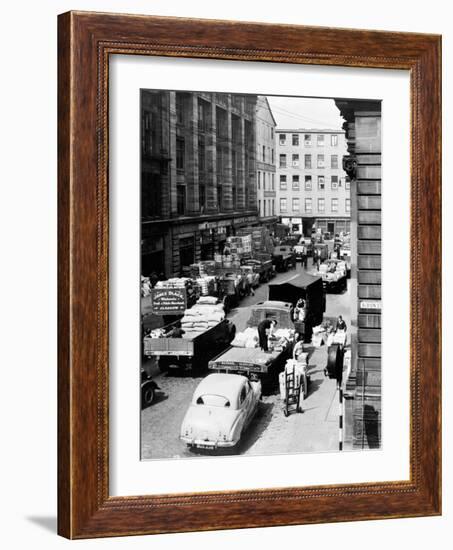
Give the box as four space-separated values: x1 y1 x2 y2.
292 198 300 212
292 175 300 190
331 198 339 212
198 99 209 132
331 175 339 190
345 178 351 190
304 134 312 146
271 173 275 190
279 175 287 190
318 198 325 212
262 145 266 162
177 185 186 215
279 133 286 145
142 110 154 156
317 154 325 168
331 134 338 146
263 172 266 190
280 198 287 212
176 93 186 125
199 184 206 210
318 175 325 190
304 154 311 169
305 175 312 191
317 134 325 146
292 134 299 146
331 155 338 169
292 154 299 167
257 171 261 190
176 138 185 170
279 154 287 168
271 148 274 164
305 198 312 213
345 198 351 212
259 200 262 216
198 136 205 172
271 127 274 139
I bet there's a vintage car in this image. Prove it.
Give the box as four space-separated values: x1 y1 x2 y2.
180 373 261 449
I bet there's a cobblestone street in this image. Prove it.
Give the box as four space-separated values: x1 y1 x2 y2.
141 262 351 460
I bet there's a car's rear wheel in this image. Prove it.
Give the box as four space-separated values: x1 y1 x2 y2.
141 384 155 407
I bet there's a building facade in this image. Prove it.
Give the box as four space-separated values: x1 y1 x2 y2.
335 99 382 450
256 96 278 230
141 90 259 278
275 129 350 236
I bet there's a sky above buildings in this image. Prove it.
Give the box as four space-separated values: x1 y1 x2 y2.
266 95 344 131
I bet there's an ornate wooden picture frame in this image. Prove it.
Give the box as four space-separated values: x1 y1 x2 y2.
58 11 441 539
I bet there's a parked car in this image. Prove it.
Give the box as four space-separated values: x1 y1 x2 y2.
180 373 261 450
141 368 160 408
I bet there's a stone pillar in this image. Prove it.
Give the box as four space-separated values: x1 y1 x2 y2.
168 92 178 217
248 118 258 211
206 98 218 213
223 98 234 211
186 95 199 214
237 118 246 210
160 92 172 219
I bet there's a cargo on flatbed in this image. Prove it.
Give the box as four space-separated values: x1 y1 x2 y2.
144 318 235 372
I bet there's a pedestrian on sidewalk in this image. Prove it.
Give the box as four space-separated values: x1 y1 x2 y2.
245 271 255 296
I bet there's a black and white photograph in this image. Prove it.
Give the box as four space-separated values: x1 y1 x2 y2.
140 89 381 460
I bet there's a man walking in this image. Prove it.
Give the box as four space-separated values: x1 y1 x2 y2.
257 319 277 352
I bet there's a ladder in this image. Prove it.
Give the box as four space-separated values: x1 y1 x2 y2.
283 366 302 417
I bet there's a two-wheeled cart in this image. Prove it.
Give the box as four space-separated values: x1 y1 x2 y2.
282 364 303 417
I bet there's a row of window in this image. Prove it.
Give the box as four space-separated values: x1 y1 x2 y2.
278 133 339 147
279 174 349 191
280 198 350 214
260 145 275 164
279 153 339 169
258 199 276 218
257 171 275 191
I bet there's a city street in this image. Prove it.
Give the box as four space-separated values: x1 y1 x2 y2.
141 261 351 460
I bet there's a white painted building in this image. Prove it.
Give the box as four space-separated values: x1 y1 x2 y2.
256 96 278 229
275 128 350 236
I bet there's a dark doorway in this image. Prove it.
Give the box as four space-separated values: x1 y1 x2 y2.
142 251 165 277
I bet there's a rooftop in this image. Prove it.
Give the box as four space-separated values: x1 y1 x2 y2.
276 128 345 134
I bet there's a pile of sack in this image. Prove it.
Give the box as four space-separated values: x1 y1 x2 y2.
311 325 326 347
279 358 308 400
141 276 152 297
231 327 259 348
196 276 217 296
180 297 225 332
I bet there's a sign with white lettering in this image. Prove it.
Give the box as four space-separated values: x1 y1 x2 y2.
359 300 382 313
151 288 187 315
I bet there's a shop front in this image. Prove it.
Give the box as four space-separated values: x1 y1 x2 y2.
141 235 165 277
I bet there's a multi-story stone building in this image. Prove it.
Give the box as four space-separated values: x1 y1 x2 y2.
141 90 259 277
256 96 278 230
334 99 382 450
275 129 350 236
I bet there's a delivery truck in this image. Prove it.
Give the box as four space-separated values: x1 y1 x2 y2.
144 318 236 373
208 301 296 389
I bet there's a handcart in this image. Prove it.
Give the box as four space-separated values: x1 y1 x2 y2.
282 364 303 417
